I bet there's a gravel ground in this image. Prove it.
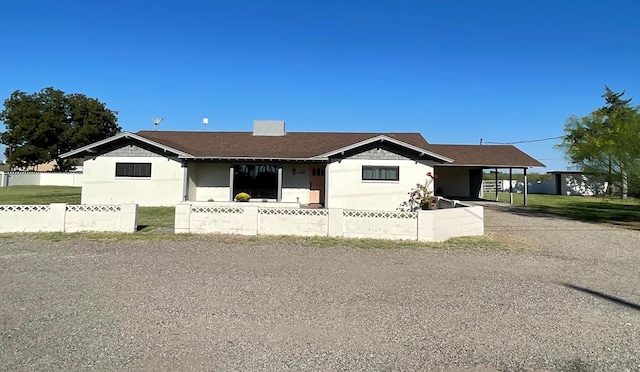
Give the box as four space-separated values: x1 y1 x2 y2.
1 204 639 371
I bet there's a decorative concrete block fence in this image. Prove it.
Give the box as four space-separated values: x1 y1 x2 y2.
175 202 484 242
0 204 138 233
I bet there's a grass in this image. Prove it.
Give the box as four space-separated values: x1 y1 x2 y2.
137 207 175 232
247 234 510 251
0 185 81 204
483 192 640 229
2 231 510 252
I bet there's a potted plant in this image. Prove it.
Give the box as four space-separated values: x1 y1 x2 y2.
405 172 438 211
234 192 251 202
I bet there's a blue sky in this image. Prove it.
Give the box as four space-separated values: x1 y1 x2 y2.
2 0 639 172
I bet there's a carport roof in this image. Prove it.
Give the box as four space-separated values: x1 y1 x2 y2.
425 144 545 168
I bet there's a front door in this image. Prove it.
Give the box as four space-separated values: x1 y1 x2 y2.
309 166 325 205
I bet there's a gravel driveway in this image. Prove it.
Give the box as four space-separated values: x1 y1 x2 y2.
1 204 639 371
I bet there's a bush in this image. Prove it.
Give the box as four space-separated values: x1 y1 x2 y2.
234 192 251 202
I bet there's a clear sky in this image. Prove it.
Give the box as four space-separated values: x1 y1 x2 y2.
2 0 639 172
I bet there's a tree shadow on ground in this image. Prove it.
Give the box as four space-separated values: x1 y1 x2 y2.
560 283 640 312
530 201 640 229
477 199 640 230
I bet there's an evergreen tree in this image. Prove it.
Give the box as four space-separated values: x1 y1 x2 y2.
0 87 120 171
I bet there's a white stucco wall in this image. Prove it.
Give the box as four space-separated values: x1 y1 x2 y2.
192 163 231 201
326 159 434 210
433 167 470 197
187 163 197 201
282 164 311 204
82 155 184 206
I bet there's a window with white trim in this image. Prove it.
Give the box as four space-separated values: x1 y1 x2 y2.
115 162 152 178
362 166 399 181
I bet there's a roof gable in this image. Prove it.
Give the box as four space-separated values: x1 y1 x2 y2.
319 134 453 162
60 132 192 159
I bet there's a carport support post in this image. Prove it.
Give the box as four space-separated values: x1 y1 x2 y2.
494 168 499 202
523 168 528 206
509 167 513 204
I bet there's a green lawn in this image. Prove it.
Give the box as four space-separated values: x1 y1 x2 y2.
0 185 81 204
484 192 640 229
136 207 175 232
0 186 174 232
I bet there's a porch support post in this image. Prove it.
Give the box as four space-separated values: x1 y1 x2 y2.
523 168 528 207
229 165 235 201
277 165 283 202
182 162 189 202
494 167 499 202
509 167 513 204
324 163 329 208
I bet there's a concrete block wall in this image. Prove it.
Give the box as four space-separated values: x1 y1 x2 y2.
176 203 484 242
64 204 138 233
0 172 83 187
185 204 248 235
0 172 40 186
421 206 484 242
258 208 329 237
343 210 417 240
0 203 138 233
0 205 58 232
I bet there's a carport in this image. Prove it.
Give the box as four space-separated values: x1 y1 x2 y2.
426 144 545 206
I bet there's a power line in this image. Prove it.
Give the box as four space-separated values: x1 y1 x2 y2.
484 135 565 145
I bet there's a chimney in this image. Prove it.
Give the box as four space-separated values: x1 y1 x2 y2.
253 120 286 136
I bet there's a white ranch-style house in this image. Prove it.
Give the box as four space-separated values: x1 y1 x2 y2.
61 121 543 209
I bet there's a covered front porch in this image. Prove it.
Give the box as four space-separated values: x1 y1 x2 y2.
184 161 327 206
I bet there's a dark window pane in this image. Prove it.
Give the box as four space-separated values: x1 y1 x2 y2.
233 164 278 199
362 166 399 181
115 163 152 177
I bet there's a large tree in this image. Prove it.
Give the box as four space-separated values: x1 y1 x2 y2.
0 87 120 171
559 87 640 198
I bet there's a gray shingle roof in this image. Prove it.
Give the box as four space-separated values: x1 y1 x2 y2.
425 144 545 168
63 130 544 168
136 131 431 159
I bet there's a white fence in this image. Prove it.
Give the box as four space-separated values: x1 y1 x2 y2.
482 180 520 193
0 203 138 233
175 202 484 242
0 172 83 187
